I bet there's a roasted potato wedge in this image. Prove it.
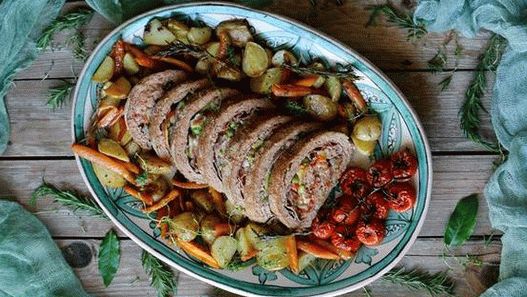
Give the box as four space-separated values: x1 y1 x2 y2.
93 163 126 188
353 116 382 141
170 212 199 241
211 236 238 268
256 237 290 271
187 26 212 45
98 138 129 162
166 19 190 43
92 56 114 83
123 53 140 75
190 190 214 213
144 18 177 45
225 200 245 223
105 76 132 99
215 19 253 47
138 154 172 175
325 76 342 102
249 68 286 94
201 214 223 245
242 42 268 78
271 50 298 67
351 134 377 156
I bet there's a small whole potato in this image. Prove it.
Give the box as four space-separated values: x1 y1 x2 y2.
242 42 269 78
352 116 382 141
303 95 338 121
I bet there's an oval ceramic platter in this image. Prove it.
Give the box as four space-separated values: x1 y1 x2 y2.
72 2 432 296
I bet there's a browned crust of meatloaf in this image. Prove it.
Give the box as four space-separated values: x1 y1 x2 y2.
196 98 275 193
170 88 240 183
223 115 293 209
268 131 354 229
243 121 321 223
149 79 210 161
124 70 187 150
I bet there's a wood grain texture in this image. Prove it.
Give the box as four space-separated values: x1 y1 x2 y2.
13 0 492 81
2 71 494 157
0 156 497 238
57 238 500 297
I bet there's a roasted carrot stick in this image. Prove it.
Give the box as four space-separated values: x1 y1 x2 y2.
151 56 193 72
342 80 367 113
171 179 209 189
176 239 220 269
208 188 227 217
72 144 137 184
286 236 299 274
125 43 157 68
241 249 257 262
123 184 153 205
312 238 353 260
296 239 339 260
122 162 140 174
271 84 312 97
293 75 319 87
143 189 181 213
97 106 124 128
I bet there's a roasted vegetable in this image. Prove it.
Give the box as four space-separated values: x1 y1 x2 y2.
138 154 172 175
187 26 212 45
170 212 199 241
242 42 268 78
176 239 220 268
272 84 312 97
342 80 367 113
297 251 316 273
105 76 132 99
308 62 326 88
108 118 132 146
92 56 114 83
351 134 377 156
244 223 268 247
271 50 298 67
124 141 141 157
235 227 257 261
249 68 286 94
201 214 227 245
215 19 253 48
338 102 356 121
143 176 169 202
256 236 290 271
98 138 129 162
166 19 190 43
352 116 382 141
123 53 140 74
213 63 243 81
143 188 179 212
144 18 176 45
303 94 338 121
296 239 339 260
225 200 245 223
325 76 342 102
190 190 214 213
211 236 238 268
93 163 126 188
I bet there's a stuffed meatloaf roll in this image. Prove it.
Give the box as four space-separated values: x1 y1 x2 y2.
125 70 187 150
196 98 275 192
268 131 353 229
243 121 321 223
223 114 294 210
149 79 210 160
170 88 240 183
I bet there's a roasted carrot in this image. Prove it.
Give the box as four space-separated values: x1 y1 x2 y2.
271 84 312 97
217 31 231 60
151 56 193 73
208 188 227 217
110 40 125 76
122 162 140 174
293 75 319 87
143 189 181 213
214 223 232 237
286 236 299 274
342 80 367 113
72 144 137 184
312 239 353 260
176 239 221 269
171 178 209 189
123 184 154 205
125 43 157 68
296 239 339 260
97 106 124 128
241 249 257 262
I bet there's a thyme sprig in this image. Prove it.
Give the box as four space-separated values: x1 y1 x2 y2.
459 34 507 152
382 267 455 296
31 182 107 219
37 8 94 52
366 4 427 42
282 64 359 81
47 81 74 109
142 250 178 297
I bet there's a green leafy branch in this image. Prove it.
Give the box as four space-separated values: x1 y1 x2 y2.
366 3 427 42
47 81 75 110
382 267 455 296
459 34 507 152
142 250 178 297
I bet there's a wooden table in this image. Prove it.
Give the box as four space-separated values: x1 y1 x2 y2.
0 1 501 296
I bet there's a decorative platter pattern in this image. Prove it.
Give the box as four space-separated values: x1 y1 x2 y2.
72 2 432 296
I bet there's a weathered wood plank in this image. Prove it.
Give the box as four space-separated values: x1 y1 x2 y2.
14 1 490 80
0 155 496 238
3 71 494 157
57 238 500 297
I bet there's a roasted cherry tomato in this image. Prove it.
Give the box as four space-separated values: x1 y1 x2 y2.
386 182 416 212
312 219 336 239
355 219 385 246
391 149 418 179
367 159 394 188
330 196 361 225
331 225 362 252
361 191 390 220
340 167 372 199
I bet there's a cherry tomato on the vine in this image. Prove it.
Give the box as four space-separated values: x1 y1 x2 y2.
331 225 362 252
367 159 394 188
386 182 416 212
391 149 418 180
340 167 372 199
355 219 385 246
361 191 390 220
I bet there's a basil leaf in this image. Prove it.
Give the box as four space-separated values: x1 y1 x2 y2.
444 194 479 247
99 229 121 287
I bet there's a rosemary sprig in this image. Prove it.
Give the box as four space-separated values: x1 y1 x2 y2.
362 286 373 297
382 267 455 296
37 8 94 51
366 4 427 42
31 182 107 219
459 34 507 152
68 31 89 61
47 81 74 109
438 75 453 92
281 64 359 81
142 250 178 297
428 48 447 73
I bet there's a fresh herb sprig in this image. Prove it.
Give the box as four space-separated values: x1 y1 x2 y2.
366 4 427 42
459 34 507 151
142 250 178 297
68 31 89 61
31 182 107 219
281 64 359 81
47 81 74 109
37 8 94 52
382 267 455 296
